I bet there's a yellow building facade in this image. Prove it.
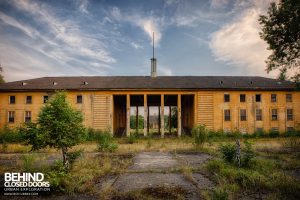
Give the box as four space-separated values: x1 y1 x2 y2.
0 76 299 136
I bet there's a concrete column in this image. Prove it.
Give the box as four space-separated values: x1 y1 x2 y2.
144 94 148 137
178 94 181 137
136 106 139 134
161 94 165 138
110 95 113 135
126 94 130 137
169 106 171 134
158 106 161 134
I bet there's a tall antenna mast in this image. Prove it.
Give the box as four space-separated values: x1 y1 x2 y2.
150 32 157 78
153 32 154 58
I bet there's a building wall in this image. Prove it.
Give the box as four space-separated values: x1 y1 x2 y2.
196 91 300 133
0 90 299 134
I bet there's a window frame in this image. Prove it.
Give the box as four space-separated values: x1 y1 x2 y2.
287 109 293 121
271 109 278 121
76 95 83 104
224 109 231 121
271 94 277 103
256 109 262 121
240 94 246 102
43 95 49 104
9 96 16 104
26 96 32 104
240 109 247 121
255 94 261 102
25 111 32 122
8 111 15 123
224 94 230 102
286 94 292 102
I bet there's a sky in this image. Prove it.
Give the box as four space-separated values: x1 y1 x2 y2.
0 0 278 82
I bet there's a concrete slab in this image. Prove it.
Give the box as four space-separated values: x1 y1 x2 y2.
128 152 179 171
113 173 199 199
176 153 211 167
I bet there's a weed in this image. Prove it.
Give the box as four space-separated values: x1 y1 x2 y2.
220 143 236 163
21 154 36 172
97 132 118 152
211 187 228 200
192 124 208 148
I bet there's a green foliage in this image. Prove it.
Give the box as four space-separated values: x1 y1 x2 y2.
0 126 24 143
130 115 144 129
127 132 138 144
85 128 106 141
220 143 236 163
97 131 118 152
192 124 208 147
241 140 254 167
259 0 300 81
211 188 228 200
0 66 4 83
67 150 82 165
46 160 70 192
268 130 280 138
21 154 36 172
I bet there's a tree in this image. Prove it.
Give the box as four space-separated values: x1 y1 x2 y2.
21 92 85 169
0 66 4 83
259 0 300 81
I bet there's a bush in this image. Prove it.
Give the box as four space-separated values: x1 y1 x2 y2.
67 150 83 165
192 124 208 147
97 131 118 152
46 160 70 192
268 130 280 138
127 132 138 144
242 140 255 167
0 126 24 143
220 143 236 163
211 188 228 200
85 128 104 141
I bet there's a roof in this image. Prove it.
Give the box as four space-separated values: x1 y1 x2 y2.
0 76 296 91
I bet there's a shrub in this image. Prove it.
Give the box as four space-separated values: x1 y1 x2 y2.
21 154 36 172
67 150 83 165
211 188 228 200
220 143 236 163
0 126 24 143
46 160 70 192
242 140 255 167
192 124 208 147
268 130 280 138
97 132 118 152
127 132 138 144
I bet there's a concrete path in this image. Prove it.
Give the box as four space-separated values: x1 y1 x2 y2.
109 152 214 200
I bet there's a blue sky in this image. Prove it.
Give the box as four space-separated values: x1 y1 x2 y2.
0 0 277 81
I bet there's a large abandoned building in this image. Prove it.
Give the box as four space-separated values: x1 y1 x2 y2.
0 74 299 137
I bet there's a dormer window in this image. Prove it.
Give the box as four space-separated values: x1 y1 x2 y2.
84 81 88 85
53 82 57 85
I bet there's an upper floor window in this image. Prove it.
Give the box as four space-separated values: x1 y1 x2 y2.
224 109 231 121
256 109 262 121
25 111 32 122
240 94 246 102
271 94 277 102
9 96 16 104
8 111 15 123
255 94 261 102
26 96 32 104
286 94 292 102
271 109 278 121
43 96 49 103
77 95 83 104
287 109 293 121
240 109 247 121
224 94 230 102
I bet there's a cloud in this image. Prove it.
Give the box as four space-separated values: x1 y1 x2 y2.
158 66 173 76
210 0 229 9
109 7 163 45
209 0 277 76
131 42 143 49
78 0 89 14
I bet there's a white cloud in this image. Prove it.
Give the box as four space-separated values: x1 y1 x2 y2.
209 0 277 76
158 66 173 76
78 0 89 14
210 0 229 9
131 42 143 49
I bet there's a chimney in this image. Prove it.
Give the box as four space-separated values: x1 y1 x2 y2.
151 32 157 78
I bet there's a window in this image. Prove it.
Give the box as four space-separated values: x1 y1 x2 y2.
287 109 293 121
240 94 246 102
287 127 294 132
256 109 262 121
271 109 278 120
271 127 279 132
256 128 263 132
224 94 230 102
286 94 292 102
255 94 261 102
240 109 247 121
25 111 31 122
26 96 32 104
8 111 15 123
9 96 16 104
224 109 231 121
76 95 83 104
43 96 49 103
271 94 277 102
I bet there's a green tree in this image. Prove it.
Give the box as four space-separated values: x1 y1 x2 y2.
21 92 85 169
259 0 300 81
0 66 4 83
